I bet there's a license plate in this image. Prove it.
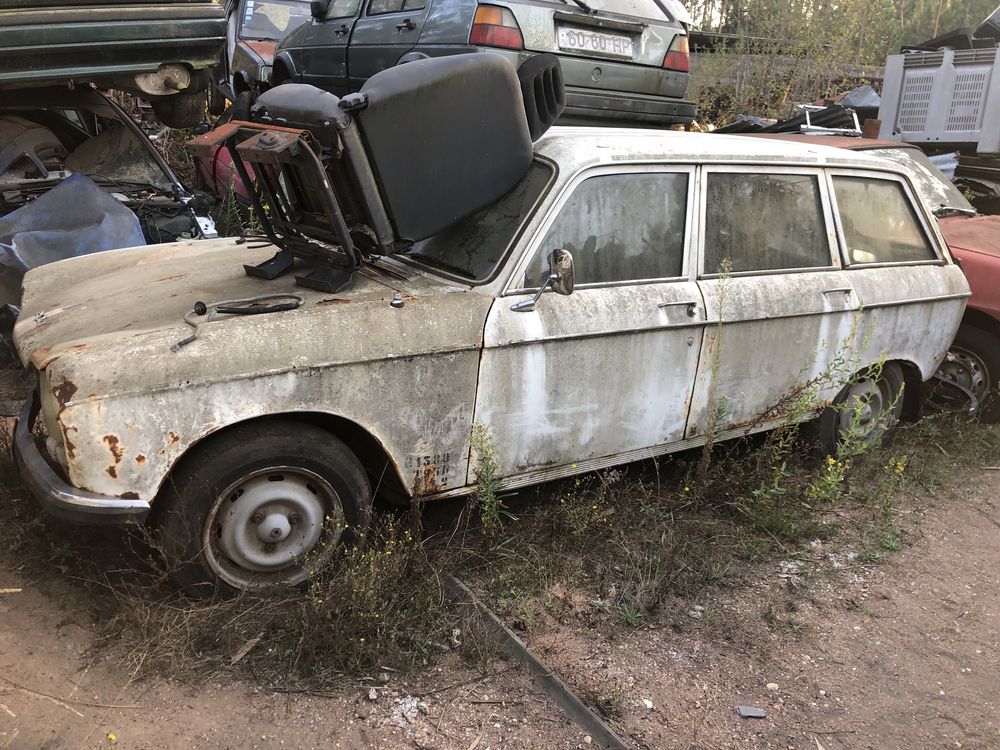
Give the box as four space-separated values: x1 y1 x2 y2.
557 26 634 59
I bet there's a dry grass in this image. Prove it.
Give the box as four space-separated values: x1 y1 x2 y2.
0 410 996 690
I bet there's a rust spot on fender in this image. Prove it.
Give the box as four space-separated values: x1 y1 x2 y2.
411 464 443 496
167 431 180 444
106 465 117 479
52 379 78 414
32 346 52 363
63 425 78 459
102 435 124 464
135 454 146 464
119 491 139 500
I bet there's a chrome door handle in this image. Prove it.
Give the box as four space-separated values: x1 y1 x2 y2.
822 287 853 295
658 300 698 317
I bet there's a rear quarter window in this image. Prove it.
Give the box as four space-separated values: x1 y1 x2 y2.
833 176 937 265
703 172 831 274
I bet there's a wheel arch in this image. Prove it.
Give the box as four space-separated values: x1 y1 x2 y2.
893 358 924 423
271 52 297 85
154 411 411 510
960 307 1000 340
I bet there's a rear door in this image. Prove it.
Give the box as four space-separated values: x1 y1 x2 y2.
687 166 859 439
346 0 431 90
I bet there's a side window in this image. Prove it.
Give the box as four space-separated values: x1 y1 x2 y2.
327 0 362 18
704 172 830 274
524 172 689 287
833 176 936 264
367 0 424 14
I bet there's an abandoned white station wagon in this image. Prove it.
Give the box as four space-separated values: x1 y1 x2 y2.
12 56 968 595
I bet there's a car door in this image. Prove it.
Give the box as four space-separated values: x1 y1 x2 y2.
282 0 363 94
472 166 707 482
346 0 431 91
686 166 859 439
826 169 965 380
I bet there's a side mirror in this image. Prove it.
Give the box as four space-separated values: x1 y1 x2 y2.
511 249 575 312
310 0 330 20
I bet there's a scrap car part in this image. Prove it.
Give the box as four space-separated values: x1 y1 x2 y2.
188 54 550 292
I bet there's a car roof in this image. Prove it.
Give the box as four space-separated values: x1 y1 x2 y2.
535 126 903 174
741 133 919 152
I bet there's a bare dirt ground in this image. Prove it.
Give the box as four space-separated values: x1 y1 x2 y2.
1 458 998 749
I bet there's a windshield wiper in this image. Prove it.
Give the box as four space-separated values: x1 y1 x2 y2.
88 176 179 200
559 0 597 14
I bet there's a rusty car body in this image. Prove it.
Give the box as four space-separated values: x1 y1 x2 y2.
11 77 969 593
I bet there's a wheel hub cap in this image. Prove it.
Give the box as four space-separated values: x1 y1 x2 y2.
258 513 292 543
205 468 345 586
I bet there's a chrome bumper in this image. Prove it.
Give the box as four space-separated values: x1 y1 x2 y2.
13 392 151 525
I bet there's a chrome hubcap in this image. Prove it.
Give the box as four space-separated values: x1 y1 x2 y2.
204 467 344 589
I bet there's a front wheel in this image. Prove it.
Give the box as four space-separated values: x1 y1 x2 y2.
818 362 905 456
156 421 372 597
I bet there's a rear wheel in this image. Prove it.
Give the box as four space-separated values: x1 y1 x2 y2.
818 362 905 456
927 326 1000 422
156 421 372 597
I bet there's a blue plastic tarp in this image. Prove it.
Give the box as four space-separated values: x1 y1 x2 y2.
0 173 145 306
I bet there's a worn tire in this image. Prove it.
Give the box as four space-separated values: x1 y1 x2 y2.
156 420 372 598
817 362 905 456
928 326 1000 423
151 91 207 129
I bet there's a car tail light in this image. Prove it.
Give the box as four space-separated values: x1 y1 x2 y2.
470 5 524 50
663 35 690 72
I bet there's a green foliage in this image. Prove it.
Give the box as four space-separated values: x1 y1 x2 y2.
686 0 998 123
470 422 512 535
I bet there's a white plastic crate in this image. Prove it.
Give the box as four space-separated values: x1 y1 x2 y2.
879 47 1000 155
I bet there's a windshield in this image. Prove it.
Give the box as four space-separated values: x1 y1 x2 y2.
240 0 312 41
0 98 173 194
400 161 554 280
871 147 975 216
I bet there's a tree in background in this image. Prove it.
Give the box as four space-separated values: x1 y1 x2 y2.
687 0 998 123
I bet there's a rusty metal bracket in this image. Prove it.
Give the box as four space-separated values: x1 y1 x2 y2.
187 120 360 293
443 575 630 750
